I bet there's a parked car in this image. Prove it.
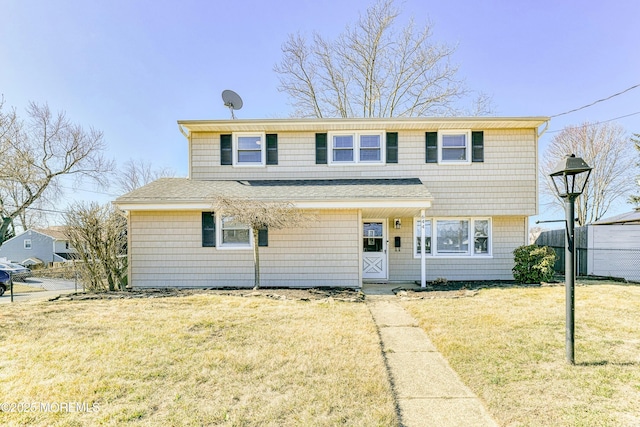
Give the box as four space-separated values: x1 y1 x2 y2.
0 262 32 282
0 270 10 296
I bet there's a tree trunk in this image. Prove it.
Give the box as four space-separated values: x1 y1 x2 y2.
253 228 260 290
0 217 11 246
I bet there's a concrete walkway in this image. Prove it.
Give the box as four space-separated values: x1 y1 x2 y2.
366 294 498 427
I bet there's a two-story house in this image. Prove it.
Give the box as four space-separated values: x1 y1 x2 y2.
115 117 548 288
0 226 76 266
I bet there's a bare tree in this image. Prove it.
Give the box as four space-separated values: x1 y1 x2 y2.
528 226 546 245
0 100 114 244
541 122 638 225
115 159 174 195
629 133 640 206
64 202 128 291
274 0 485 118
214 197 310 289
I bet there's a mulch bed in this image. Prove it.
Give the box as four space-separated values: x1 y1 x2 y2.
50 281 564 303
50 287 366 303
392 280 563 299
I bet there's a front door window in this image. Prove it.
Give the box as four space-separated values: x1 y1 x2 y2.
362 220 387 280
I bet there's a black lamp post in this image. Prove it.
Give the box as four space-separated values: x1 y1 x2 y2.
549 154 592 365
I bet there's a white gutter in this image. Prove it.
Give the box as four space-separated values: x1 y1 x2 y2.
115 199 433 212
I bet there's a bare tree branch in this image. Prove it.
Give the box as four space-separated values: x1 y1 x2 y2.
274 0 484 118
540 122 638 225
115 159 174 195
0 99 115 243
64 202 127 291
214 197 311 289
629 133 640 206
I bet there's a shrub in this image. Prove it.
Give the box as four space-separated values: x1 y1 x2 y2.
512 244 556 284
432 277 448 286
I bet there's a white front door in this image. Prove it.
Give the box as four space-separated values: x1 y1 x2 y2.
362 220 388 280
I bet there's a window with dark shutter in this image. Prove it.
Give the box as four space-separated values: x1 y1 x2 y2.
425 132 438 163
202 212 216 247
266 134 278 165
472 131 484 162
316 133 328 164
386 132 398 163
220 134 232 165
258 228 268 247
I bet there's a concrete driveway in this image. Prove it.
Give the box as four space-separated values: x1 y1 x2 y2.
0 277 80 304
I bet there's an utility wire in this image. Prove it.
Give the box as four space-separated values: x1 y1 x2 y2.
550 83 640 118
2 204 68 215
547 111 640 134
57 184 119 197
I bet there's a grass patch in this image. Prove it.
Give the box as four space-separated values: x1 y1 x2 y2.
0 295 396 426
401 283 640 426
3 283 45 293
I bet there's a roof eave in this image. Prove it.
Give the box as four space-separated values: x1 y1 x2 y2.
177 117 550 134
115 198 433 212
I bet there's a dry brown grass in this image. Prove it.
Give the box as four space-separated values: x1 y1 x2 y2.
3 283 44 293
0 294 397 426
401 282 640 427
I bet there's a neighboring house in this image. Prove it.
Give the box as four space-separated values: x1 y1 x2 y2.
535 208 640 283
0 226 76 266
587 209 640 282
115 117 548 288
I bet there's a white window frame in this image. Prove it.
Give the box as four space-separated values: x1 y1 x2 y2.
438 130 471 164
217 216 254 250
24 239 32 249
233 132 266 167
414 219 432 256
472 219 491 256
328 131 385 165
413 217 492 258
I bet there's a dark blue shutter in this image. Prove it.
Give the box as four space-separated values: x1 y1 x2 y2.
425 132 438 163
386 132 398 164
220 134 232 165
266 134 278 165
258 228 268 247
315 133 328 164
202 212 216 247
472 131 484 162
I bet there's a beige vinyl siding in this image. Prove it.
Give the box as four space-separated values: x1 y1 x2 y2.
190 129 537 216
129 209 360 289
388 216 525 282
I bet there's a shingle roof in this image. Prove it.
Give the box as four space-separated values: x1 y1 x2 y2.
115 178 433 207
32 226 68 241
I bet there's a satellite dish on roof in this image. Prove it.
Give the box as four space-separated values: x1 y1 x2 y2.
222 89 243 119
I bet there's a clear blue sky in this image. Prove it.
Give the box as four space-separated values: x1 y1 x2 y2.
1 0 639 226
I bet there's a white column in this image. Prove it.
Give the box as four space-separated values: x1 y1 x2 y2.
421 209 426 288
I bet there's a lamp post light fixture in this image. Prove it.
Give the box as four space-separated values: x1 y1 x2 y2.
549 154 592 365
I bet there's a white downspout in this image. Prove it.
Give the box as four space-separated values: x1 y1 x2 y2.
421 209 426 288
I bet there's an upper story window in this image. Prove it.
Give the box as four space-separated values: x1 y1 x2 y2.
426 131 484 165
439 130 471 164
414 217 491 257
24 239 32 249
328 131 384 164
220 133 278 167
234 133 266 166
